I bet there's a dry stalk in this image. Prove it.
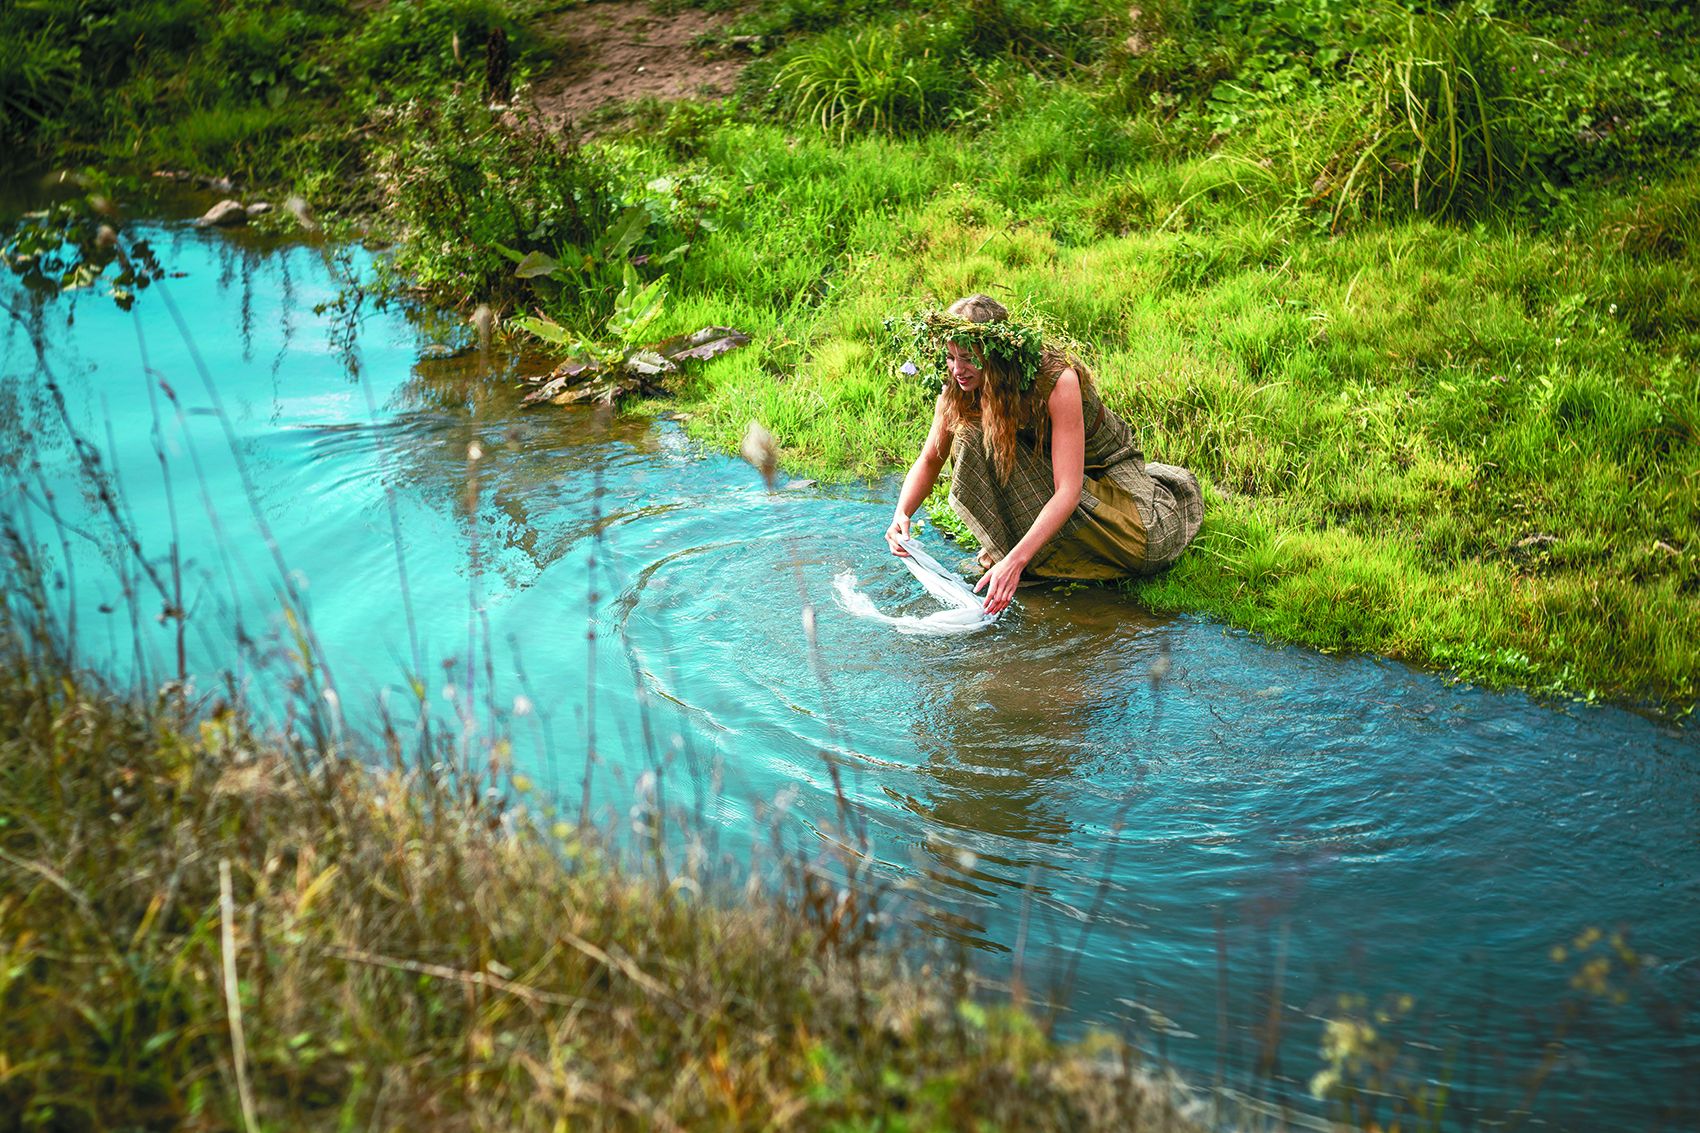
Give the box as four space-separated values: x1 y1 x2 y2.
218 859 261 1133
322 943 584 1009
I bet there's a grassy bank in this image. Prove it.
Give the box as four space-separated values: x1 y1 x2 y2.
5 0 1697 713
0 644 1207 1131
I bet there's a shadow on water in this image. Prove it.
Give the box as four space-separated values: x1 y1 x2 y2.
4 196 1699 1131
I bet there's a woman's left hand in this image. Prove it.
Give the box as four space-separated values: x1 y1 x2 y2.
974 554 1025 616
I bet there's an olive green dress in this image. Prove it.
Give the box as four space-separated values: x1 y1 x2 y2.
946 384 1202 580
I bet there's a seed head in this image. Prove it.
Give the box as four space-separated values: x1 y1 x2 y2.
741 420 778 488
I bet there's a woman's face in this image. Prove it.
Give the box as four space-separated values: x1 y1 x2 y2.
945 341 984 394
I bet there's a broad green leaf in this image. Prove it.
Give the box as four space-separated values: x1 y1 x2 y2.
596 205 649 262
509 314 582 348
513 250 560 279
607 266 668 345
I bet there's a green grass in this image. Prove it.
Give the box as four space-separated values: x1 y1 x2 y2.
5 5 1698 1126
569 118 1700 712
6 0 1698 715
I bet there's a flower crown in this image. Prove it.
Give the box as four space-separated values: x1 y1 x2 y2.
887 309 1045 393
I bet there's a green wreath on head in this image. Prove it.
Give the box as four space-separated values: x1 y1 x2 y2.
886 309 1045 393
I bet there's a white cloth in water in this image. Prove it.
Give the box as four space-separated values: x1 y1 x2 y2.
833 536 1001 636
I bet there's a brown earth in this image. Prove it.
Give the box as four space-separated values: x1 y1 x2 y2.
529 0 753 133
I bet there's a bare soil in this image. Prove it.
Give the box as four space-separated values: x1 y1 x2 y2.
529 0 751 133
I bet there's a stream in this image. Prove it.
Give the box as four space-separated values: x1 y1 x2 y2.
3 211 1697 1130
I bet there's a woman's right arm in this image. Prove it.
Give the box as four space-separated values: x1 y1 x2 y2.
885 392 953 556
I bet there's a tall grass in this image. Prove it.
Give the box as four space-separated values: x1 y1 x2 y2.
774 22 962 139
0 26 79 142
1347 8 1531 221
0 648 1209 1131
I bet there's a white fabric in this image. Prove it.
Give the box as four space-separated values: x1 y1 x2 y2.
833 536 1001 636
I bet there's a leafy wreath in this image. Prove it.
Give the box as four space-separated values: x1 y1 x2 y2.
886 309 1046 393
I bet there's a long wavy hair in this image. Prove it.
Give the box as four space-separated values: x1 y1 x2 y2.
938 294 1094 482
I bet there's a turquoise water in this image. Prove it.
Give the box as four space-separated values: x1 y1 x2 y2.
4 215 1697 1129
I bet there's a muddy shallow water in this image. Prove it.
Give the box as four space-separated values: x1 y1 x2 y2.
4 219 1697 1129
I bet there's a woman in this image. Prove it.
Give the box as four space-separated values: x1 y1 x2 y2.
884 294 1203 616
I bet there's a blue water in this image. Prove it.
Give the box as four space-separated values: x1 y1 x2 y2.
4 215 1697 1130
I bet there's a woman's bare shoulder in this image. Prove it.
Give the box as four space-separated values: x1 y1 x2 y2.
1047 367 1083 404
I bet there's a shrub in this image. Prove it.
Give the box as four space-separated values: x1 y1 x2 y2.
195 3 348 105
370 89 625 307
1516 1 1700 187
351 0 538 89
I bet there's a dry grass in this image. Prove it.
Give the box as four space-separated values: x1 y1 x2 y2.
0 648 1210 1132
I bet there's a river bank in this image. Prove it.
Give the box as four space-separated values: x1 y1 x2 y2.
5 3 1697 711
6 193 1698 1130
0 635 1218 1131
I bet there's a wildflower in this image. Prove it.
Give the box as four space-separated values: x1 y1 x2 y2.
899 360 919 376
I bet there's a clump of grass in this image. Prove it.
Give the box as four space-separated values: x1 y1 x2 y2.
1345 8 1531 222
774 22 962 140
0 643 1209 1132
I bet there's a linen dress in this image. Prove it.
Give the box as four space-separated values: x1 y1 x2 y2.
946 383 1202 580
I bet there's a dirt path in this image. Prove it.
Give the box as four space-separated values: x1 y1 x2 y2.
529 0 751 132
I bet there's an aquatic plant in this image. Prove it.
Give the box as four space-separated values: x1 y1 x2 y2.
1 188 164 310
